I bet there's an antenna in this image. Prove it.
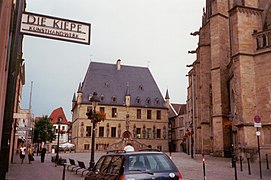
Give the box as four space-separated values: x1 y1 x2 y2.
29 81 33 113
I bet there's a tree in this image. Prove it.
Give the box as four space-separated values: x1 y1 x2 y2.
33 115 55 143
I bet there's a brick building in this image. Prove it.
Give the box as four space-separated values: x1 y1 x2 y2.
0 0 26 178
71 60 169 152
187 0 271 159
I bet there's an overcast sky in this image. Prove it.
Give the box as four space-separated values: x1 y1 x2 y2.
22 0 205 120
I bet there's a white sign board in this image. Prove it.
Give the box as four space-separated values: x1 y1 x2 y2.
254 123 262 128
16 126 32 131
20 12 91 45
13 113 30 119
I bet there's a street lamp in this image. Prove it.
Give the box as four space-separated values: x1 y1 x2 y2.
86 91 100 170
37 133 41 156
56 117 62 165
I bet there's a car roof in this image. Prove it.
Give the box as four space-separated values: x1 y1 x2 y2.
105 150 165 156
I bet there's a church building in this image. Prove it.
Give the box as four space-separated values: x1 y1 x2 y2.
187 0 271 159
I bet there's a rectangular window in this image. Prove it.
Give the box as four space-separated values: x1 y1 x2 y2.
100 107 105 112
84 144 90 150
147 110 152 119
136 128 141 138
172 131 176 139
86 126 91 137
147 128 152 138
99 127 104 137
179 117 184 127
157 146 162 151
111 127 116 137
137 109 141 119
157 129 161 139
112 108 117 118
156 110 161 120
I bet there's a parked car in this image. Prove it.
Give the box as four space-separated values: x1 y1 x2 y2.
84 150 182 180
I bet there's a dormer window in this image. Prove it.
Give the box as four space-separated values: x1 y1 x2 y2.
139 85 144 90
112 96 117 102
146 97 151 105
155 98 160 105
100 95 104 101
105 82 110 87
136 97 140 104
88 93 93 101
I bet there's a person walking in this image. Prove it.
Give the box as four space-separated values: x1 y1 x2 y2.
41 147 46 163
19 143 27 164
27 144 34 164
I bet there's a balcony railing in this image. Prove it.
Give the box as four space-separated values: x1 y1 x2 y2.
255 29 271 50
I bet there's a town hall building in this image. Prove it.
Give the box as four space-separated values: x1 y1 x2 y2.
71 60 170 152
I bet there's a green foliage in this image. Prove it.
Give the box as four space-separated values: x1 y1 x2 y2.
33 115 55 143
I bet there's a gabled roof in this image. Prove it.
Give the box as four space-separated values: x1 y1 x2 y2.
49 107 69 124
80 61 167 109
171 103 186 115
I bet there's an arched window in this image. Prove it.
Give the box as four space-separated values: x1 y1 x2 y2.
112 96 117 102
136 96 140 104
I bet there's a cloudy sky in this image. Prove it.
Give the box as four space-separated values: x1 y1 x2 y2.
22 0 205 120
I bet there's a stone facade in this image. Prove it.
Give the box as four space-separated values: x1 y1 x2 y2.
71 61 169 152
187 0 271 159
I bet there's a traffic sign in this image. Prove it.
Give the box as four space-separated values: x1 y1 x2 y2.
256 131 261 136
254 123 262 128
254 115 261 123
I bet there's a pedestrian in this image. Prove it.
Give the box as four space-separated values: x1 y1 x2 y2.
41 147 46 163
27 144 34 164
124 142 134 152
19 143 27 164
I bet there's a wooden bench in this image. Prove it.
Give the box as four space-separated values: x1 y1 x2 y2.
76 160 89 176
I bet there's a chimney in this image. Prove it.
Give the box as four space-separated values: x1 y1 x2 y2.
116 59 121 70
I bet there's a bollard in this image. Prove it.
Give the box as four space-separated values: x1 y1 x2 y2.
267 154 270 169
62 163 66 180
247 157 251 175
233 156 237 180
240 156 243 171
202 154 206 180
169 152 172 159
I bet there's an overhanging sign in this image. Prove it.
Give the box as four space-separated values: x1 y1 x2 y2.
20 12 91 45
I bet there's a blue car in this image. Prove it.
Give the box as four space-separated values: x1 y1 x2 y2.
85 150 182 180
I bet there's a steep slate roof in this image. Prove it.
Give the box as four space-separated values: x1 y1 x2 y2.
80 61 167 109
49 107 69 124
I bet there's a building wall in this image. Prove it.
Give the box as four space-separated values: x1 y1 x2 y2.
188 0 271 158
72 104 169 152
0 0 12 151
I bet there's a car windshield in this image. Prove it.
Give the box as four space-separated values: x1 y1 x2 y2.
126 153 176 172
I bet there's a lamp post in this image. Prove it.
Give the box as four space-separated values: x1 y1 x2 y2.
56 117 62 165
37 133 41 156
86 91 100 170
189 122 194 159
